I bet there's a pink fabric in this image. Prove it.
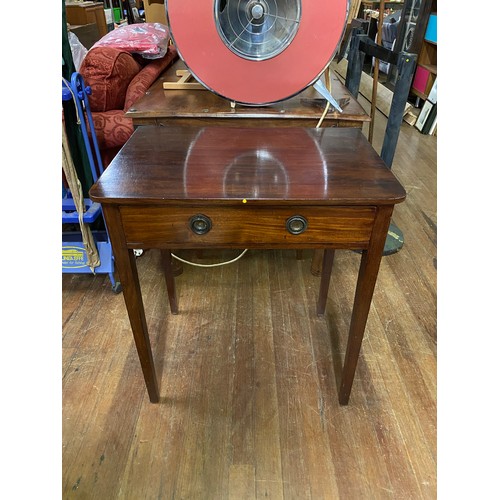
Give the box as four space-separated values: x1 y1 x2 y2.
93 23 170 58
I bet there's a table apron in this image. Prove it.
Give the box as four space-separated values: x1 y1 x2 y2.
118 205 377 249
141 118 366 129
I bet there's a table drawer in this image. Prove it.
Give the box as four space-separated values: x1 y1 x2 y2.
119 205 376 249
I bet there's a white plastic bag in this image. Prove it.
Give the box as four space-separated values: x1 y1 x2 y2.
68 30 88 71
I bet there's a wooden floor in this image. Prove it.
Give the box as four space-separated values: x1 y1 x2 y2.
62 100 437 499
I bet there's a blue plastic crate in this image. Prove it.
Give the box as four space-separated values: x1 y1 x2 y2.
62 194 102 223
62 232 114 274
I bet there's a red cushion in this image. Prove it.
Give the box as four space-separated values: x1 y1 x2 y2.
125 46 178 110
80 47 142 112
90 109 134 150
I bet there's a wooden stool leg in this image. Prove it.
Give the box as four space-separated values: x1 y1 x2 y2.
316 249 335 316
161 249 179 315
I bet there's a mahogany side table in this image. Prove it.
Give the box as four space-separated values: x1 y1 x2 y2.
89 126 406 405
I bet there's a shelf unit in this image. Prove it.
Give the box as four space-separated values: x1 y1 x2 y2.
65 2 108 37
411 1 437 100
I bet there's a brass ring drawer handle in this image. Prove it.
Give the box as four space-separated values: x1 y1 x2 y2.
189 214 212 235
286 215 308 235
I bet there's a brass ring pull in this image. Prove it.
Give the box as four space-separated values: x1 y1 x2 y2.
189 214 212 235
286 215 308 235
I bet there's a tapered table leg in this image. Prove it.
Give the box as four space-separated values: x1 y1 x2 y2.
161 249 179 314
103 206 159 403
338 206 393 405
316 249 335 316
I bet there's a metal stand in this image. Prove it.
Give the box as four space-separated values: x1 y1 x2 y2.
345 29 417 255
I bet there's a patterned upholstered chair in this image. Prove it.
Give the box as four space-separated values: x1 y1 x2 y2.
79 44 178 167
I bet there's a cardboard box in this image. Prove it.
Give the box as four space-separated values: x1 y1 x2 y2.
144 0 167 24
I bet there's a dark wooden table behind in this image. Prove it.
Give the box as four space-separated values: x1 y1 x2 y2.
126 59 370 129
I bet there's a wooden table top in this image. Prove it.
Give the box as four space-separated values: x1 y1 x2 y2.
90 126 405 206
126 59 370 127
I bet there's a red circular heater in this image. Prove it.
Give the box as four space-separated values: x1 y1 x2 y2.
166 0 349 105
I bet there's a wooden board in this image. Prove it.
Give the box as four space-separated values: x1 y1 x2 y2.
163 70 207 90
347 0 363 24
